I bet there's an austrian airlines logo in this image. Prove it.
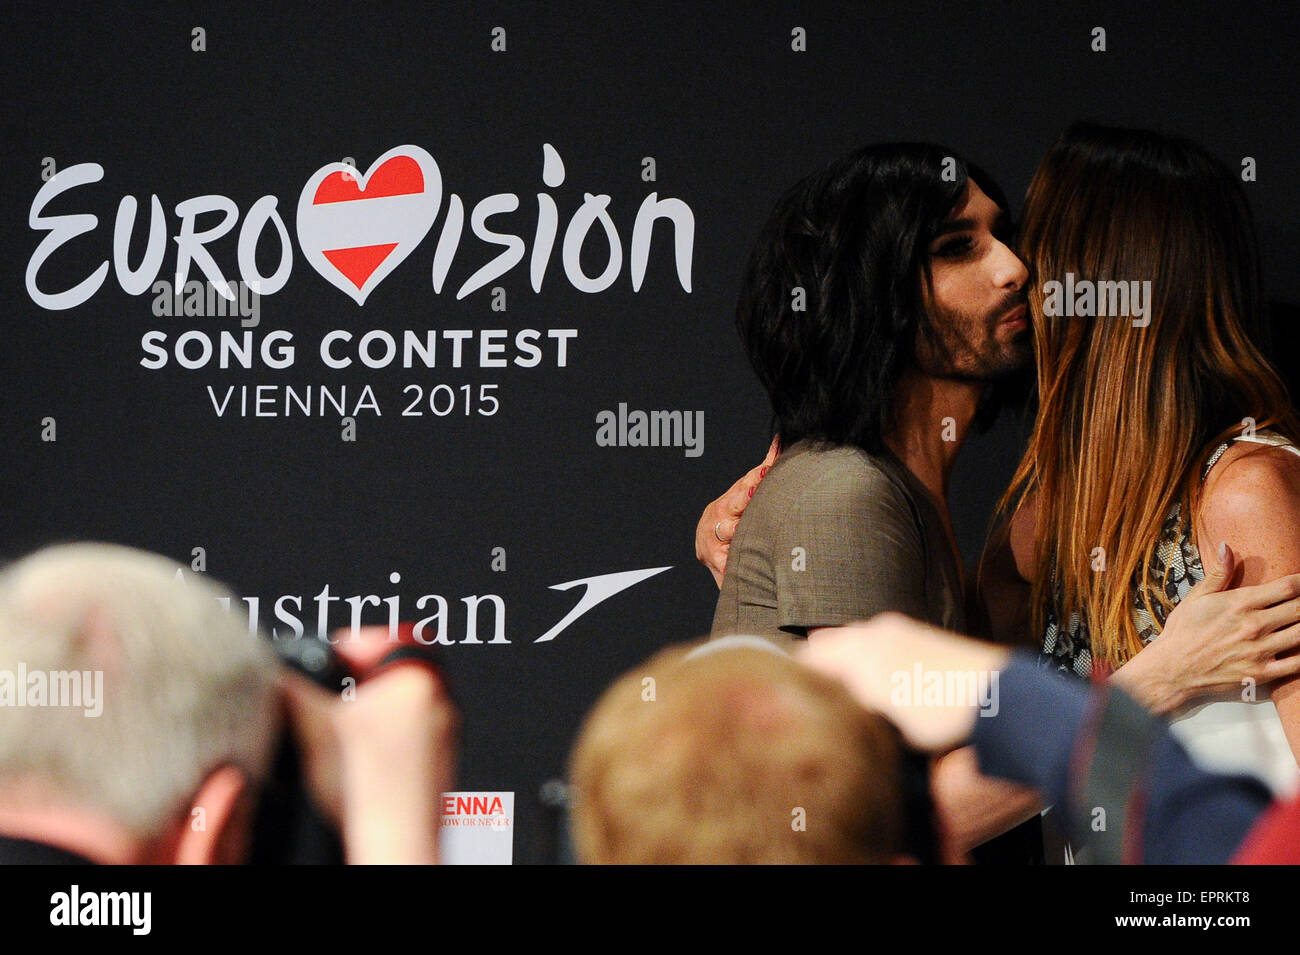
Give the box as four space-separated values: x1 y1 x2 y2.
295 145 442 305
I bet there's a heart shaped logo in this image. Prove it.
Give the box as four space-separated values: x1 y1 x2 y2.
296 145 442 305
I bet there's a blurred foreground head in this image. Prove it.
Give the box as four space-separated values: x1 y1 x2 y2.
0 542 279 863
569 639 908 864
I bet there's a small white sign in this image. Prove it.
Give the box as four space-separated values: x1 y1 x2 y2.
439 791 514 865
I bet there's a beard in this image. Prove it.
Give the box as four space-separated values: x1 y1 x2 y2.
913 295 1034 382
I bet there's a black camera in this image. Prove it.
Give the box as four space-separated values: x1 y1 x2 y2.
249 627 450 864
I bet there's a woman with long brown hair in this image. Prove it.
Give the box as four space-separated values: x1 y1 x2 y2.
990 122 1300 792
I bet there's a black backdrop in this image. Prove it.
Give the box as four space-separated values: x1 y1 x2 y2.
3 1 1299 863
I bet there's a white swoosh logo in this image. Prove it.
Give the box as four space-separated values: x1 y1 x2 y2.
534 567 672 643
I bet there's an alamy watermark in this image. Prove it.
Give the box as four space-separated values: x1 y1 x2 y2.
1042 272 1152 327
50 885 150 935
595 403 703 458
889 664 1000 717
151 278 261 327
0 664 103 717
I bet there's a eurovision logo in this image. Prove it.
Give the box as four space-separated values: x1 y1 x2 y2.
26 144 695 310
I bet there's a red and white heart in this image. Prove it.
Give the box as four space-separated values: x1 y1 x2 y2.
296 145 442 305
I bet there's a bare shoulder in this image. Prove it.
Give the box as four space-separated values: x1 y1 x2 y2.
1198 441 1300 555
1201 441 1300 520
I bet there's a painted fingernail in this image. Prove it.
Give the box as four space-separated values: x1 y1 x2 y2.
748 486 755 498
760 467 769 478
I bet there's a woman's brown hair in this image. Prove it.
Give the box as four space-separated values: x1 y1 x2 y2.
1000 122 1299 671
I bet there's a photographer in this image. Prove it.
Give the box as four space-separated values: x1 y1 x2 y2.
0 542 455 865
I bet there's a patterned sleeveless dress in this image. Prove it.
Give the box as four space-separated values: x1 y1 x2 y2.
1040 430 1300 798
